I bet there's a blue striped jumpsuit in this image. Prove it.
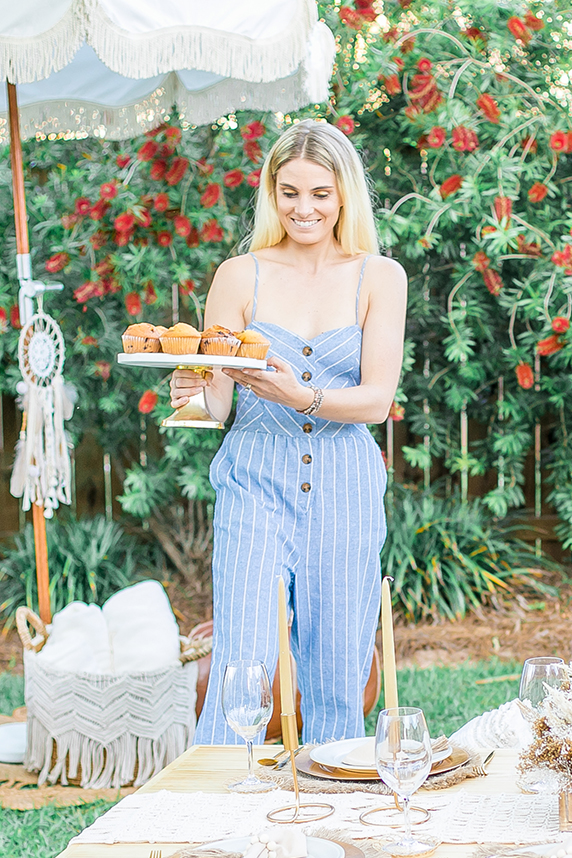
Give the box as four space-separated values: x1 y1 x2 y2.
193 254 387 744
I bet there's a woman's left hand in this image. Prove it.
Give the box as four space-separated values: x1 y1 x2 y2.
223 356 313 412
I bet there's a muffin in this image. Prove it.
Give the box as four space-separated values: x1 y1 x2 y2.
122 323 162 353
200 324 240 356
235 329 270 360
160 322 201 355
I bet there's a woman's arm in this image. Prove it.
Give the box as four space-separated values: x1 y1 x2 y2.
223 256 408 424
169 255 254 422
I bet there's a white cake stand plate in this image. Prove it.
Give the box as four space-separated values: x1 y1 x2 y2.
117 352 267 429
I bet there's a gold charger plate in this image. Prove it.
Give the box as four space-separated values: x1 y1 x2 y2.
295 747 470 782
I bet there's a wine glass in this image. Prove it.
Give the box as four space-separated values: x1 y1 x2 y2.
519 657 566 708
375 707 439 856
221 659 276 793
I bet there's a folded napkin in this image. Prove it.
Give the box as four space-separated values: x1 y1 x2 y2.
244 828 307 858
342 734 450 768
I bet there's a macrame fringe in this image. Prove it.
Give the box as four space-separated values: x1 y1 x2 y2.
0 0 85 85
84 0 317 83
26 717 192 789
0 66 317 142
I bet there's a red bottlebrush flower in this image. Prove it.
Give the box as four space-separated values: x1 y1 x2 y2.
247 169 261 188
95 256 114 277
388 402 405 421
552 246 572 271
391 56 404 71
135 208 152 228
528 182 548 203
439 174 463 199
89 200 110 221
174 214 192 237
381 74 401 96
482 269 503 296
476 93 500 123
125 292 142 316
100 181 118 201
452 126 479 152
45 252 70 273
61 213 78 230
494 196 512 224
165 157 189 186
74 280 102 303
516 363 534 389
472 251 490 272
552 316 570 334
0 307 7 334
82 335 98 346
90 229 108 249
335 115 356 135
156 230 173 247
113 229 133 247
400 36 415 54
138 390 158 414
244 140 262 163
537 333 563 356
241 121 266 141
116 153 131 169
382 27 398 43
521 135 538 154
200 219 224 243
153 192 170 212
339 7 364 29
481 225 497 236
196 158 214 176
462 27 487 44
404 105 421 120
10 305 21 329
567 132 572 154
426 126 446 148
224 169 244 189
103 277 121 294
143 281 157 305
95 360 111 380
75 197 91 215
549 131 568 152
524 10 544 31
186 226 200 248
409 73 443 113
114 211 135 232
417 58 432 72
507 16 532 44
200 183 222 208
150 159 168 181
138 140 159 162
516 234 542 257
179 279 195 296
164 126 182 146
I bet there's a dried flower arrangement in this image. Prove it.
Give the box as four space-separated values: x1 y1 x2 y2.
518 667 572 786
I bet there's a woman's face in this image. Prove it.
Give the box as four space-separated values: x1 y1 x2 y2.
275 158 342 246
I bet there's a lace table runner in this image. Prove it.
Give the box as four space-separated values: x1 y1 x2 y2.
71 789 561 847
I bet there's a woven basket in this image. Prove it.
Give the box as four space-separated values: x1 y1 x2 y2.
16 606 212 789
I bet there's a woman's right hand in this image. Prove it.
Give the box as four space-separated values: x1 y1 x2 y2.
170 369 213 408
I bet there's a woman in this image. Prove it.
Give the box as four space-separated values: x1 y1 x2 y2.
171 119 407 744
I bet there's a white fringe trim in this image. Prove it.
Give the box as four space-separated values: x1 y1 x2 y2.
0 0 85 85
85 0 317 83
0 66 322 142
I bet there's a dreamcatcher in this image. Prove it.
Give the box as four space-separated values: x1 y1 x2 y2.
10 304 73 518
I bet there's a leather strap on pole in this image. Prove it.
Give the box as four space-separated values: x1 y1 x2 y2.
7 79 51 624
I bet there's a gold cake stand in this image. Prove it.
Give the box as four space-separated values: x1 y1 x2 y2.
117 353 267 429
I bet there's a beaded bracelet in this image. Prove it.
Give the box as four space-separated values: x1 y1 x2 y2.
296 384 324 416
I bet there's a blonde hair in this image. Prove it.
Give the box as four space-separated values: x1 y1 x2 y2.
248 120 378 256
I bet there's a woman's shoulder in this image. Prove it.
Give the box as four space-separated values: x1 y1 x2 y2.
363 254 408 293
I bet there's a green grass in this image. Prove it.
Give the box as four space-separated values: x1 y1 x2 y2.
365 658 521 736
0 660 521 858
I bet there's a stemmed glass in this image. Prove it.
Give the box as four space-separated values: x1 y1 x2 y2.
519 657 566 708
221 659 276 793
375 707 438 856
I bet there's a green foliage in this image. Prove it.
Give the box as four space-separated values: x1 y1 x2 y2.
382 485 558 621
0 673 24 716
0 802 115 858
0 516 143 626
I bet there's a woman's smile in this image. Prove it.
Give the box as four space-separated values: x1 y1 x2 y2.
276 158 342 245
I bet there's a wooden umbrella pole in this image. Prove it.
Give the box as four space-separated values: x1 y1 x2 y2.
7 80 51 624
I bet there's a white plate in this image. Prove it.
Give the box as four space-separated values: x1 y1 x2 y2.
310 737 451 772
117 353 267 370
0 722 27 763
206 837 344 858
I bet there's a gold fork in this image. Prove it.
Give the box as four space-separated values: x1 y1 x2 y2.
149 850 162 858
473 750 495 776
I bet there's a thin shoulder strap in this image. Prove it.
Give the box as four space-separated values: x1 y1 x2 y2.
249 252 260 321
355 254 371 324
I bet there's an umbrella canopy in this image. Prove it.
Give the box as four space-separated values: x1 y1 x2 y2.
0 0 335 140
